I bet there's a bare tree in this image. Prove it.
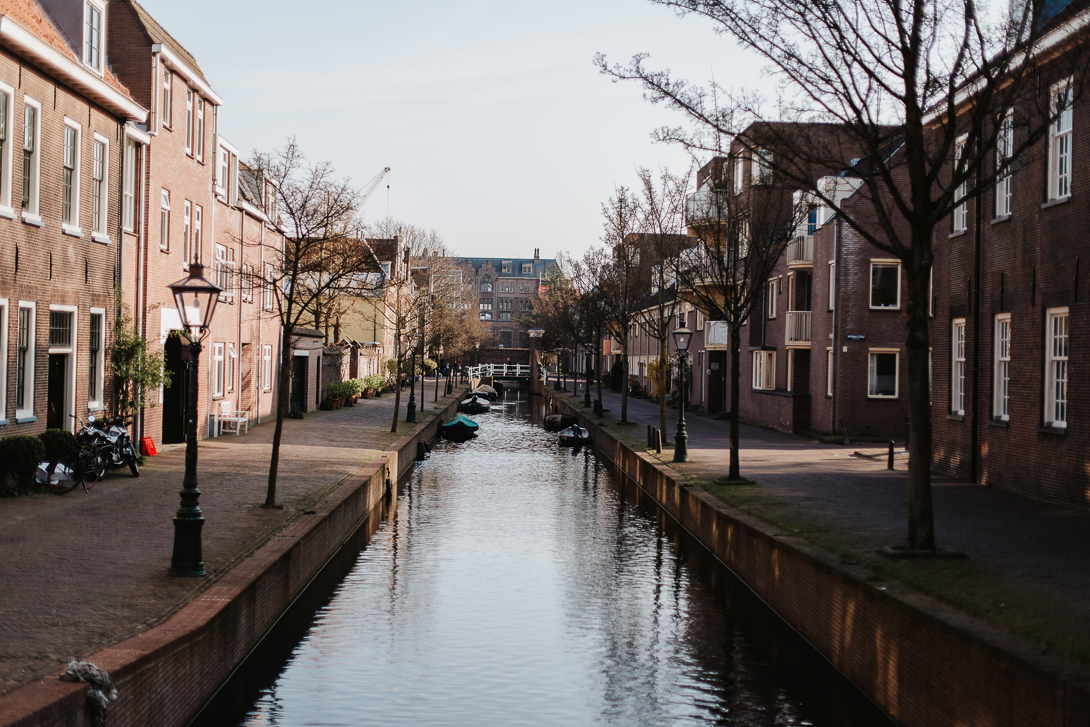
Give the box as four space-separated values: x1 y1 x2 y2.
598 0 1089 549
250 139 380 509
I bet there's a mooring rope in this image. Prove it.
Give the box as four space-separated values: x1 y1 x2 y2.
61 661 117 727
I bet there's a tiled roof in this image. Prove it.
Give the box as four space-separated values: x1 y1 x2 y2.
123 0 208 84
0 0 134 99
368 238 398 263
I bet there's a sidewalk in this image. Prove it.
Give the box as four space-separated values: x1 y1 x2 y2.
564 384 1090 665
0 386 457 697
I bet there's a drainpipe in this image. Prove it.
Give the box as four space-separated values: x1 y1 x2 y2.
831 217 842 435
970 160 983 482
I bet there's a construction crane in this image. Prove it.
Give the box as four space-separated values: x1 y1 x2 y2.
360 167 390 210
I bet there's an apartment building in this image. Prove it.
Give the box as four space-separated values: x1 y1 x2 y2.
457 249 554 349
0 0 146 435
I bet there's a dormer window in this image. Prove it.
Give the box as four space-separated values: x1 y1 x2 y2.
84 1 104 73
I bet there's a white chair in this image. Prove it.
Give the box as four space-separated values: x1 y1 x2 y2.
217 400 249 436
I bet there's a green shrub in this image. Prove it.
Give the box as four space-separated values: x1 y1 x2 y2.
0 435 47 494
38 429 77 463
347 378 366 395
327 380 355 398
364 374 385 391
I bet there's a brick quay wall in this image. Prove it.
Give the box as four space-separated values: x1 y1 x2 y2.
0 394 462 727
544 391 1090 727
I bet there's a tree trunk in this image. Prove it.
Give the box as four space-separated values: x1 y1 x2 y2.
595 329 603 408
265 329 294 508
905 243 935 550
729 326 742 481
390 359 402 433
659 328 668 436
620 335 629 423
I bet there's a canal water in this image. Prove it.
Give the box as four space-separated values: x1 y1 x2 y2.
193 400 892 727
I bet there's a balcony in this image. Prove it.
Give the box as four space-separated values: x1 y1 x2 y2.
785 311 811 346
787 234 813 267
705 320 730 350
686 189 728 224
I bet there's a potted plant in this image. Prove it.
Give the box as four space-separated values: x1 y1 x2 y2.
365 374 386 398
327 380 354 408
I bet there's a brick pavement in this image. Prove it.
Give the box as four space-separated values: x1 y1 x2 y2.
564 385 1090 660
0 387 457 696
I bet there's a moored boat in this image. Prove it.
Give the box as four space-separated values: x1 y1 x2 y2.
557 425 592 446
441 414 480 442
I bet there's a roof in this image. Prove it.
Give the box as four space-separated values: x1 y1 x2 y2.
121 0 208 85
368 238 398 263
238 162 262 209
0 0 138 108
456 257 557 278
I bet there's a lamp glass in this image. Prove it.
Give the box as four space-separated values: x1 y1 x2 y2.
168 263 222 334
672 326 693 352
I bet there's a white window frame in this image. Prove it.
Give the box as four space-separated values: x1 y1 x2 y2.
123 135 137 232
195 98 204 160
826 348 834 397
183 200 192 263
1044 307 1069 428
993 313 1011 421
0 82 14 217
868 349 900 399
1048 79 1073 201
828 261 836 310
767 278 777 318
733 155 745 194
83 0 104 73
185 89 193 154
952 319 966 415
215 244 229 299
88 307 105 411
996 110 1013 218
752 148 773 184
212 342 225 398
264 263 276 310
227 343 237 393
91 134 108 242
15 301 35 421
952 134 968 233
61 119 81 235
263 344 273 390
869 260 901 309
161 69 172 129
194 205 203 262
752 350 775 390
0 298 7 424
160 190 170 251
21 96 41 224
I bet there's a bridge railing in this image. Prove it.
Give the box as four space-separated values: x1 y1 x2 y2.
466 363 533 379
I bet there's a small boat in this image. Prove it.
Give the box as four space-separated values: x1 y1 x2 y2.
460 395 491 414
558 425 592 446
543 413 578 431
472 385 498 401
441 414 480 442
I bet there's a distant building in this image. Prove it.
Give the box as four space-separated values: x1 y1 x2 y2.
455 249 556 349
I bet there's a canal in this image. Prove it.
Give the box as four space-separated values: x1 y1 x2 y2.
192 400 893 726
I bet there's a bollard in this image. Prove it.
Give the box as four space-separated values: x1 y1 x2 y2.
887 440 895 470
655 427 663 454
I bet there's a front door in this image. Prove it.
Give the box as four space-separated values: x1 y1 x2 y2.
47 353 66 429
291 355 307 413
707 351 727 415
162 335 189 444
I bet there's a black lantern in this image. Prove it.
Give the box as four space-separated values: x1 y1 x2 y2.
672 326 693 354
671 327 692 462
165 263 222 577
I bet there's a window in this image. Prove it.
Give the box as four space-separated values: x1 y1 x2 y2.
264 263 276 310
733 155 745 194
241 264 253 303
185 90 193 154
22 98 40 219
161 70 172 128
195 98 204 160
16 302 34 419
263 344 272 390
870 262 900 309
227 344 237 393
993 314 1011 420
952 319 966 415
677 307 686 329
480 277 492 293
826 348 834 397
49 310 72 347
868 350 899 398
479 299 493 311
0 87 11 211
479 311 493 321
212 342 225 397
521 283 529 293
88 310 104 409
752 350 775 390
807 207 818 236
83 1 103 72
62 122 80 229
160 190 170 251
194 205 203 262
996 111 1013 217
522 263 532 274
828 261 836 310
123 136 137 231
752 148 773 184
952 135 967 233
767 278 777 318
1045 308 1068 428
502 263 512 273
219 148 229 190
91 136 107 238
214 245 234 301
183 201 192 263
1049 79 1073 201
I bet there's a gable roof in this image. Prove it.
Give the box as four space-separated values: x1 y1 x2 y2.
121 0 208 85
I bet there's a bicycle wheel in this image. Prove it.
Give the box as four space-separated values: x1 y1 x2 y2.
127 443 140 477
83 451 108 489
47 454 83 495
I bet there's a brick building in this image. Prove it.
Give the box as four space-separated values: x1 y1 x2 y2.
0 0 146 436
456 249 555 349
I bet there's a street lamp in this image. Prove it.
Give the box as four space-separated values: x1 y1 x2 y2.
475 340 480 368
584 345 592 408
672 326 692 463
166 263 222 577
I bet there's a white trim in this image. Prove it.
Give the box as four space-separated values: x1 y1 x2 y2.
82 0 105 75
0 17 145 121
952 134 968 233
91 132 109 239
212 341 225 398
952 318 967 415
48 305 78 434
151 44 224 106
0 298 7 424
21 96 41 219
61 117 81 231
0 81 13 214
1048 78 1074 202
993 313 1011 421
1044 307 1069 428
867 348 900 399
123 123 151 146
88 306 105 412
869 260 901 309
15 301 34 421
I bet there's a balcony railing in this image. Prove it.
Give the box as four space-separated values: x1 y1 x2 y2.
787 234 813 266
705 320 730 350
785 311 811 345
686 189 728 223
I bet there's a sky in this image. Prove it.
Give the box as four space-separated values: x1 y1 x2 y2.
135 0 764 261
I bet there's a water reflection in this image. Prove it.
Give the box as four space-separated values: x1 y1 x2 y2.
195 401 890 727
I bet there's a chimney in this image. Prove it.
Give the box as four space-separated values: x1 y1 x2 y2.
534 248 540 263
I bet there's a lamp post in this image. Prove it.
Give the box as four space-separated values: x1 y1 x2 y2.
672 327 692 463
584 346 592 408
166 263 222 577
406 332 417 424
